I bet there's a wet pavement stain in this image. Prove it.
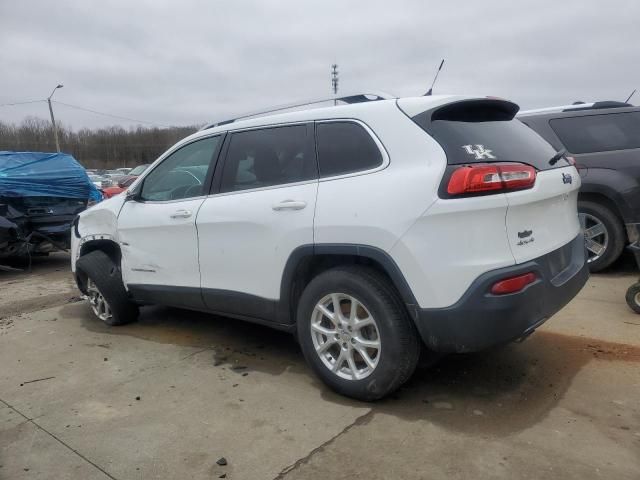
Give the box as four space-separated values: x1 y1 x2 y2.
62 302 304 377
319 330 640 436
64 300 640 437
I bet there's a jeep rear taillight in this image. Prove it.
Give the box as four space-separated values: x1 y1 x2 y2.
447 163 536 196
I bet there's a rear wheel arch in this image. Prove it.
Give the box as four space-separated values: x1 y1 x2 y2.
279 245 419 326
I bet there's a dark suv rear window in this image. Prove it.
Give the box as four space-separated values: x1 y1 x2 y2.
550 112 640 154
411 100 560 170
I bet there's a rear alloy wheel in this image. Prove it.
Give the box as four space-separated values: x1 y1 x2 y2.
311 293 381 380
297 266 420 401
578 200 625 272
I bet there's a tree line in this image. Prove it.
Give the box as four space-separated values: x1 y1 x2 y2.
0 117 198 169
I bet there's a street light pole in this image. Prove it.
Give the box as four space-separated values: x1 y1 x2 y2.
47 84 63 152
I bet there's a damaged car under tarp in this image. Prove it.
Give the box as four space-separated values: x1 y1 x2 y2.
0 151 101 259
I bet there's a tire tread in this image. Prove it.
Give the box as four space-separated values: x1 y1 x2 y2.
76 250 139 326
296 265 420 401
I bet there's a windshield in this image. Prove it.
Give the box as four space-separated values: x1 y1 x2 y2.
129 164 149 175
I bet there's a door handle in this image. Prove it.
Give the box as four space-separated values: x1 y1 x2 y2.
170 209 192 219
272 200 307 211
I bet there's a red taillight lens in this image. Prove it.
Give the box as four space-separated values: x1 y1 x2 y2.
490 272 537 295
447 163 536 196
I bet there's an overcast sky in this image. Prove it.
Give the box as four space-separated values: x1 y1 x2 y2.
0 0 638 129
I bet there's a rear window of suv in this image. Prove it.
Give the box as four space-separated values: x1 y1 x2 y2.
549 112 640 154
411 100 561 171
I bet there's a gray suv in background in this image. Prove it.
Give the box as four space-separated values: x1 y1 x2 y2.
519 101 640 271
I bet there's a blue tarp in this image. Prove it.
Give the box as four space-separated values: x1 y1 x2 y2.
0 151 102 202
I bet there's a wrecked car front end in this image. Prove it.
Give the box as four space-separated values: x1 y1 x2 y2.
0 151 102 260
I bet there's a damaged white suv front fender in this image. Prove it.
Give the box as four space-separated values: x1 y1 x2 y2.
71 195 127 273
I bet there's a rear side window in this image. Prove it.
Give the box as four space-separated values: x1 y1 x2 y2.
220 124 316 193
412 100 560 171
316 122 383 177
550 112 640 154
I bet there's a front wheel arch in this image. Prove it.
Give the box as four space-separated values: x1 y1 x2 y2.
76 239 122 293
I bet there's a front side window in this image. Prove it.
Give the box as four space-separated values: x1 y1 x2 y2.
316 122 383 177
550 112 640 154
220 124 315 193
140 136 220 201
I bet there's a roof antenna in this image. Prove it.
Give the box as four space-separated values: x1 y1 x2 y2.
425 59 445 96
625 89 636 103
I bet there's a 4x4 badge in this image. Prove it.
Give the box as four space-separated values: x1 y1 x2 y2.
462 144 496 160
562 173 573 184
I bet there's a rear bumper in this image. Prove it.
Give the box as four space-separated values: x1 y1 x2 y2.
414 233 588 353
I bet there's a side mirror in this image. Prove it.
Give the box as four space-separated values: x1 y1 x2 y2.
125 188 140 202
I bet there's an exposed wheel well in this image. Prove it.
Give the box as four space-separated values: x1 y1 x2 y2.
283 250 418 325
79 240 121 268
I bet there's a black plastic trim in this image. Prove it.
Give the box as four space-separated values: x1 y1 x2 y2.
202 288 277 322
127 284 206 311
126 284 293 331
126 244 421 330
414 233 589 353
278 244 420 324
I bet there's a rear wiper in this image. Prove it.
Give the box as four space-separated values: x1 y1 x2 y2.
549 148 567 166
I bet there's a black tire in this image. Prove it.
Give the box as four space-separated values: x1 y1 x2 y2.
296 266 420 401
579 200 625 272
76 250 139 326
625 282 640 314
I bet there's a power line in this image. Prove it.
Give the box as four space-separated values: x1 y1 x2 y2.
1 98 177 128
52 100 171 128
0 99 45 107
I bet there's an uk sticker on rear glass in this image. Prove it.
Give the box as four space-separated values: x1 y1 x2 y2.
462 144 496 160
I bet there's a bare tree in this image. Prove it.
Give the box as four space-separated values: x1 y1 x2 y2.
0 117 199 169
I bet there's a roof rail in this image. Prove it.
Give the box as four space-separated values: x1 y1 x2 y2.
562 100 632 112
200 91 396 130
520 100 634 117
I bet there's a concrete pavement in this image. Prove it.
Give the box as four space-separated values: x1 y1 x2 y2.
1 253 638 479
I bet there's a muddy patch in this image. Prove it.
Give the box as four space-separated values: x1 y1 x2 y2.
0 293 81 320
62 299 640 436
320 330 640 436
63 301 304 377
0 253 77 319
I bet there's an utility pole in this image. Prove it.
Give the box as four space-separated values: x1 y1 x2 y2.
331 64 339 105
47 84 63 152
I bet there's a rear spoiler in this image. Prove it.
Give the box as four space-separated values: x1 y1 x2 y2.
429 99 520 123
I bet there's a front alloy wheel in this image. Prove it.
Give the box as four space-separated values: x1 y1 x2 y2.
86 278 113 322
311 293 381 380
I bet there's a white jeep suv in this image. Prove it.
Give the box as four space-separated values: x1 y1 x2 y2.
71 93 588 400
